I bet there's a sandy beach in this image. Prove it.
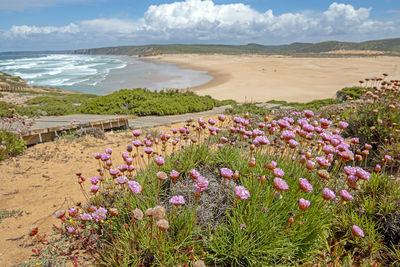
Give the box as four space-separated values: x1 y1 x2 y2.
151 54 400 102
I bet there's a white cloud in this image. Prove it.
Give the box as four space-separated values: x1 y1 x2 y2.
1 1 400 51
7 23 79 38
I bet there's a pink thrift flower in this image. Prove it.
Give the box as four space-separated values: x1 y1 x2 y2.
339 190 353 201
304 110 314 118
190 169 201 180
155 156 165 166
144 147 153 155
322 188 336 201
128 181 142 194
80 213 92 222
220 168 233 179
235 186 250 200
352 225 365 238
90 176 99 185
298 198 311 210
169 195 185 206
90 185 99 193
299 178 313 193
194 176 209 193
170 170 180 180
273 168 285 178
273 178 289 191
132 130 141 137
116 176 128 184
92 207 107 222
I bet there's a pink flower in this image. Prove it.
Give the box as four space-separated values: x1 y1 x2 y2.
194 176 209 193
132 140 142 147
128 181 142 194
155 156 165 166
322 188 336 200
118 164 128 172
169 195 185 206
132 130 141 137
90 176 99 185
273 178 289 191
144 147 153 155
339 121 349 129
352 225 364 237
273 168 285 178
91 207 107 222
80 213 92 222
266 161 277 170
339 190 353 201
304 110 314 118
90 185 99 193
68 208 78 217
105 148 112 155
235 186 250 200
67 226 76 234
384 155 392 162
299 178 313 193
220 168 233 179
170 170 180 180
288 139 298 148
190 169 201 180
298 198 311 210
116 176 128 184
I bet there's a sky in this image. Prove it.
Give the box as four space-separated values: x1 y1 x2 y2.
0 0 400 52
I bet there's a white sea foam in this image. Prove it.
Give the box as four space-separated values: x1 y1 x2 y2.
0 54 211 94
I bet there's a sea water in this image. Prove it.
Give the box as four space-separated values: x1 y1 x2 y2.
0 54 212 95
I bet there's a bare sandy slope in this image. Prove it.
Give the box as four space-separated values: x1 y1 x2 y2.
0 116 218 266
151 54 400 102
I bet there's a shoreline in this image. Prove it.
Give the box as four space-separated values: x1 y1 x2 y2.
148 54 400 103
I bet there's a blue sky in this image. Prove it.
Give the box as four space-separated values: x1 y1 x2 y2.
1 0 400 51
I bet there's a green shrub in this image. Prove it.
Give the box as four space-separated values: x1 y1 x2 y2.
336 87 375 101
267 98 340 111
80 88 234 116
225 103 270 116
0 130 26 160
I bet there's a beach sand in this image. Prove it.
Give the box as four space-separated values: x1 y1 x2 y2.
151 54 400 102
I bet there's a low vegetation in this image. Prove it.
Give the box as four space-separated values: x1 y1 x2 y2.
79 89 234 116
23 73 400 266
71 38 400 56
0 88 233 118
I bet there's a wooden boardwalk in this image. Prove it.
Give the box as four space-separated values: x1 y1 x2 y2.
2 104 283 145
4 114 134 145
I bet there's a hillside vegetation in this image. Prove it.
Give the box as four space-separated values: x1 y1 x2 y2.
70 38 400 56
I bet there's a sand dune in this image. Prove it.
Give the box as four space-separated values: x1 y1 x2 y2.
152 54 400 102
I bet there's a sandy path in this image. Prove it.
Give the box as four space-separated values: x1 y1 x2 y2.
151 54 400 102
0 114 221 266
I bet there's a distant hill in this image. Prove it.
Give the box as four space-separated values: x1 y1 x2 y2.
1 38 399 57
69 38 400 57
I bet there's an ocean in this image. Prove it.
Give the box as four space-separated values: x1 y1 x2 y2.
0 54 212 95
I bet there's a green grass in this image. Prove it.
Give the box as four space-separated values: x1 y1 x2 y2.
0 130 26 160
0 209 23 223
267 98 340 110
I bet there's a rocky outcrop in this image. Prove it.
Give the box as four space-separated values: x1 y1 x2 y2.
0 72 30 91
138 48 162 57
